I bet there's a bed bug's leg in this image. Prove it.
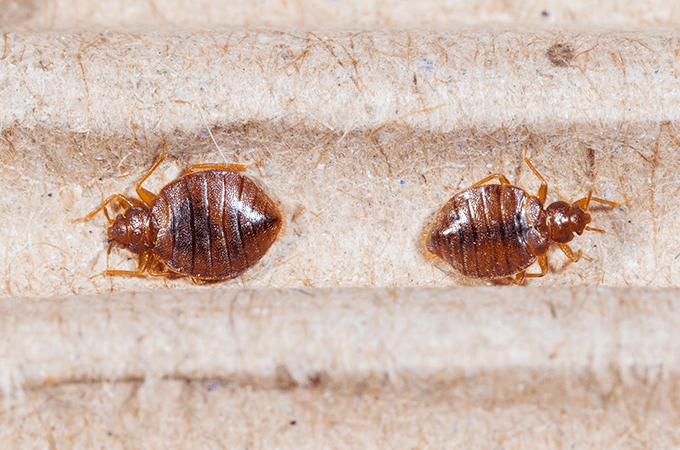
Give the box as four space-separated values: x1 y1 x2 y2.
74 194 137 223
510 255 547 284
143 256 174 278
511 271 526 285
102 207 113 224
573 190 622 211
137 252 169 276
97 252 170 278
470 173 512 188
85 242 119 279
183 160 262 175
523 155 549 204
132 253 175 279
76 146 168 222
521 254 549 280
76 147 168 221
447 172 510 193
103 241 117 274
189 277 216 285
135 148 168 205
557 243 593 263
99 268 148 277
573 190 593 210
95 251 149 278
584 226 608 234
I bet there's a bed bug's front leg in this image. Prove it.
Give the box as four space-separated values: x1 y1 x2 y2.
75 145 169 222
74 194 139 223
134 146 168 205
523 157 548 204
573 190 622 211
557 243 593 263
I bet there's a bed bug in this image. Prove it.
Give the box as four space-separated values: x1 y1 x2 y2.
76 147 283 281
424 154 622 283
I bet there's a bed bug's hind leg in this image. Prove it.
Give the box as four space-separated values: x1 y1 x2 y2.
183 160 262 175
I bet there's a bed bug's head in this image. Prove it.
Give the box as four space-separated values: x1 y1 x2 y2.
544 201 592 244
107 206 151 254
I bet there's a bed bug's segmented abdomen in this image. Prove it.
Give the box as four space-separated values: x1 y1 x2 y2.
426 185 536 279
150 170 282 280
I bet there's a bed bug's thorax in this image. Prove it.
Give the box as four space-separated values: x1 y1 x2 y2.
76 146 283 282
425 152 622 284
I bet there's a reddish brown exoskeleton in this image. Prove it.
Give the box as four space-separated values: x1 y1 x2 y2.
77 147 283 281
425 154 622 283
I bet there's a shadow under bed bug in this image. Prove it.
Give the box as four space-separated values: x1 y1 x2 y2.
424 153 623 284
76 148 283 281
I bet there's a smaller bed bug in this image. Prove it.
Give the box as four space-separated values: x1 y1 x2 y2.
424 153 622 283
76 147 283 282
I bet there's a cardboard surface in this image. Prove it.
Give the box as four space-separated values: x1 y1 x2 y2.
2 287 680 448
0 31 675 296
1 6 679 449
2 0 680 30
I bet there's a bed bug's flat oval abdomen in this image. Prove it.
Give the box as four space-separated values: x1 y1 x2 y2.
151 169 282 280
426 184 537 279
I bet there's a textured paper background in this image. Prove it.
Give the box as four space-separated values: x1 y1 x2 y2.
2 30 675 295
2 0 680 30
2 1 680 449
3 287 680 448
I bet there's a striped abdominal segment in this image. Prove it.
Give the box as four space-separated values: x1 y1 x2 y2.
427 184 536 279
150 170 282 280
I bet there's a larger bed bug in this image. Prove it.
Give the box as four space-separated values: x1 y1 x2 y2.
424 153 622 283
77 148 283 281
